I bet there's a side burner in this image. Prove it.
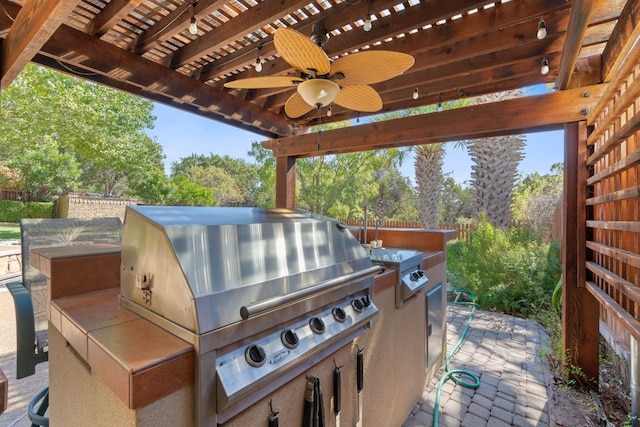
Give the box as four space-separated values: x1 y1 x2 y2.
369 247 429 307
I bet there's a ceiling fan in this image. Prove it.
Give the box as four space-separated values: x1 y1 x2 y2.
223 25 415 118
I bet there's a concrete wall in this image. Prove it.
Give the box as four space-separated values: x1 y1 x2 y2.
56 195 138 221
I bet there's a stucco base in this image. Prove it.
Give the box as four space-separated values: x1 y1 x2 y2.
49 325 194 426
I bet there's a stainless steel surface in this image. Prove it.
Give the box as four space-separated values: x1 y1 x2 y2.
217 291 377 411
369 248 428 307
426 283 444 370
118 206 380 426
120 206 372 333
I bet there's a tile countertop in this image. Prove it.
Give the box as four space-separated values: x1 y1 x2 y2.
32 245 194 410
33 244 446 411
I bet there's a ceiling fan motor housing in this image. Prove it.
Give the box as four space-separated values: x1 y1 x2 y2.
310 22 329 47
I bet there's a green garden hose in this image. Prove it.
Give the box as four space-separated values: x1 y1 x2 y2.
433 290 481 426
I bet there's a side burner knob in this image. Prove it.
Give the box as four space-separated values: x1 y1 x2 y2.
351 298 364 313
309 317 326 334
245 344 267 367
332 307 347 322
281 329 299 349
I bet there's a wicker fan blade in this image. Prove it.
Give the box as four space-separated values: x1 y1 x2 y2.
331 51 414 86
285 92 315 118
224 76 302 89
274 28 331 75
333 85 382 112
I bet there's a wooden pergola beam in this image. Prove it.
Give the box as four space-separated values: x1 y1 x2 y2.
601 0 640 83
556 0 596 90
0 0 80 89
265 85 605 158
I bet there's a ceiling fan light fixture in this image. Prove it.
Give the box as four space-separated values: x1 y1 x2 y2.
536 18 547 40
541 58 549 75
297 79 340 108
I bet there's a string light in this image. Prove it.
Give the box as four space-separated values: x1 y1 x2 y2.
255 46 263 72
412 87 419 100
437 94 442 112
327 106 332 117
363 14 372 32
536 18 547 40
188 0 198 35
540 58 549 75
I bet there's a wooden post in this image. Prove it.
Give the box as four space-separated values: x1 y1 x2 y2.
275 156 296 208
562 121 599 389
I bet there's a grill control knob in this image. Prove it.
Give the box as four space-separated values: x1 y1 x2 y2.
309 317 325 334
281 329 299 349
410 270 424 281
245 344 267 367
351 298 364 313
332 307 347 322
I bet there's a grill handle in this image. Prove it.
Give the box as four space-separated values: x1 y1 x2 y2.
240 265 381 320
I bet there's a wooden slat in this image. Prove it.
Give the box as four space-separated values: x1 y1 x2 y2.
586 186 640 206
586 150 640 186
555 0 596 89
586 240 640 269
601 0 640 83
586 261 640 306
587 96 640 163
265 85 604 158
0 0 80 89
587 220 640 233
586 281 640 342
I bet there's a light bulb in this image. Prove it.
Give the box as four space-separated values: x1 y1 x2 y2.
541 58 549 75
412 87 419 100
327 106 332 117
537 19 547 40
364 15 372 32
189 16 198 35
437 102 442 112
255 58 262 73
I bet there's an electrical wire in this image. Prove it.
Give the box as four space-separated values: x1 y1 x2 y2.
433 289 481 426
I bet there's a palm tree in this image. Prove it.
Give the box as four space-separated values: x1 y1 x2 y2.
414 144 444 228
467 90 526 228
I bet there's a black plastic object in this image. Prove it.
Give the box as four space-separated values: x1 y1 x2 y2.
245 344 266 367
356 349 364 392
333 366 341 414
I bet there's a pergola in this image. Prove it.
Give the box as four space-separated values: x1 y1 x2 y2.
1 0 639 389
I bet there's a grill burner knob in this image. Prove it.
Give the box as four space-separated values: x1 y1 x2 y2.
332 307 347 322
410 270 425 281
309 317 325 334
281 329 299 349
351 298 364 313
245 344 267 367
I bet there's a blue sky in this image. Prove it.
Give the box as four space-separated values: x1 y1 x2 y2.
148 102 564 184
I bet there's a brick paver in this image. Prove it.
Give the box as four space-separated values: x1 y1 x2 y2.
402 305 554 427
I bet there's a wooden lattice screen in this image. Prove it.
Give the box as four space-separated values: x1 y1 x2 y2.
585 60 640 351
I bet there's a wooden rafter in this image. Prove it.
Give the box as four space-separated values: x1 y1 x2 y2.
556 0 597 89
0 0 80 89
88 0 145 37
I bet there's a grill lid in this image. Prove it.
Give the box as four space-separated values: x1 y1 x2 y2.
120 206 372 334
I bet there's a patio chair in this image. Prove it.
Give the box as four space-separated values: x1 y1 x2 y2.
6 217 122 426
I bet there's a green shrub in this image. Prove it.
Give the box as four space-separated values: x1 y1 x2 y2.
0 200 54 222
447 219 561 316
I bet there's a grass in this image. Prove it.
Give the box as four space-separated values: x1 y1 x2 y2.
0 224 20 240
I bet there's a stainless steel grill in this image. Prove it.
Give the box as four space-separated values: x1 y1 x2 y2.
118 206 379 426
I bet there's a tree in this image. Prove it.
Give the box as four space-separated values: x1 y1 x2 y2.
165 175 217 206
438 176 475 223
512 163 563 240
7 135 81 200
171 153 261 206
466 90 526 228
415 144 444 227
0 64 164 200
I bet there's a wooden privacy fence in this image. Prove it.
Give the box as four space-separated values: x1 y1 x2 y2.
338 219 473 241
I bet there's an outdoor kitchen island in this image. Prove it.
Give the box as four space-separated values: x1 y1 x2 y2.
32 207 455 426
